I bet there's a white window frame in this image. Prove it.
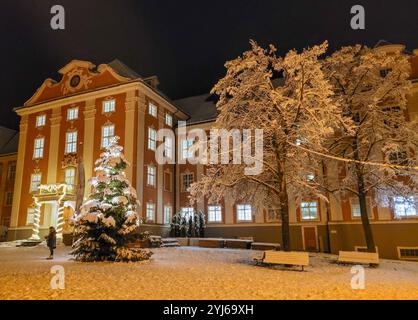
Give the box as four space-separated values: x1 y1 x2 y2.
165 114 173 127
164 137 173 158
236 204 252 222
148 127 157 151
181 139 194 160
65 131 78 154
164 206 172 225
301 201 319 221
208 205 222 223
30 173 42 193
65 167 76 187
103 99 116 113
181 172 194 192
7 162 16 182
33 137 45 159
393 196 418 218
146 202 155 222
67 107 79 121
101 124 115 148
147 165 156 187
350 197 373 219
149 102 158 117
36 114 46 128
181 207 194 220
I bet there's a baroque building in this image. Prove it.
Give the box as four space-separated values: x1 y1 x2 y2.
3 44 418 260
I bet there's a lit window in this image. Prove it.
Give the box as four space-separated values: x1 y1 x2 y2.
5 192 13 207
181 173 194 192
237 204 252 222
65 131 78 154
65 167 76 187
306 174 315 182
394 197 417 218
301 201 319 220
350 197 373 219
102 125 115 148
7 162 16 182
103 99 116 113
149 103 158 117
30 173 42 193
266 208 281 222
147 165 156 187
165 114 173 127
146 203 155 222
164 137 173 158
181 207 194 220
33 137 45 159
181 139 194 159
164 206 172 224
26 208 36 225
36 115 46 128
67 107 79 121
148 128 157 150
208 205 222 223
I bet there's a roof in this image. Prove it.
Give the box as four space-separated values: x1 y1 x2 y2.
0 127 18 155
107 59 141 79
175 93 218 124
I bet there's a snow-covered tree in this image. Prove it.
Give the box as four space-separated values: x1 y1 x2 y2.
71 136 152 262
323 45 418 252
190 41 346 251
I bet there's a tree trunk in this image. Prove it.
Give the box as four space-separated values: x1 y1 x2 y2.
357 172 376 253
280 192 291 252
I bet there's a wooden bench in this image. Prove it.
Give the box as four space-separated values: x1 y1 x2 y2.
225 239 253 249
251 242 281 251
254 251 310 271
199 238 225 248
337 251 379 266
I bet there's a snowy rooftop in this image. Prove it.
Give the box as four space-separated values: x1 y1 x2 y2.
175 93 218 124
0 126 18 155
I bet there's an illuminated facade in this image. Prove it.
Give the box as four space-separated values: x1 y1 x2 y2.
4 44 418 260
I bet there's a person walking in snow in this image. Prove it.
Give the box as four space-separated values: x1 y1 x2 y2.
45 227 57 260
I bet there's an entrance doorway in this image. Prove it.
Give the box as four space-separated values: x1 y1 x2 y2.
302 226 318 252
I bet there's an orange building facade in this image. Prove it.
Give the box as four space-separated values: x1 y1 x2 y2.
4 44 418 260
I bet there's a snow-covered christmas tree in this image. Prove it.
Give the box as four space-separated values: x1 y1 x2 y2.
71 136 152 262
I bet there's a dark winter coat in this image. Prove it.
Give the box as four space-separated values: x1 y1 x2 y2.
46 233 57 249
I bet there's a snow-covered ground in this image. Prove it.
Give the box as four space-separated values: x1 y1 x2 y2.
1 245 418 300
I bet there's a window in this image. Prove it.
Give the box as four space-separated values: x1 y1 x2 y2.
181 207 194 220
149 102 158 117
65 167 76 187
350 197 373 219
266 208 281 222
164 137 173 158
164 206 172 224
30 173 42 193
67 107 79 121
181 139 194 159
103 99 115 113
146 203 155 222
301 201 319 221
208 205 222 223
5 192 13 207
148 128 157 151
165 114 173 127
33 137 45 159
101 124 115 148
181 173 194 192
36 115 46 127
65 131 78 154
147 165 156 187
237 204 252 222
26 208 36 225
7 162 16 182
306 173 315 182
164 171 172 192
389 151 408 166
393 197 417 218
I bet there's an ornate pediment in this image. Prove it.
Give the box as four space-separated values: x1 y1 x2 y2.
24 59 136 107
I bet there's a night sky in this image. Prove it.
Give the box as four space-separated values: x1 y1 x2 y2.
1 0 417 130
